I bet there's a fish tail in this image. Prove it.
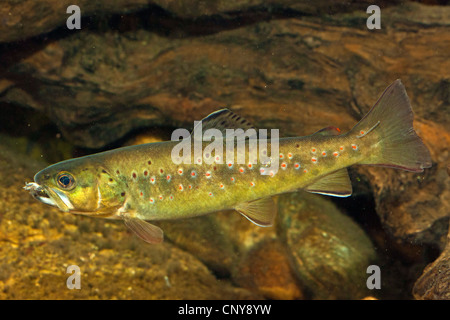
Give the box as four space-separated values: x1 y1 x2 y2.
351 79 432 172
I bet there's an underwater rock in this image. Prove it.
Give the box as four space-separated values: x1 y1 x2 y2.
0 142 257 299
278 192 377 300
413 225 450 300
233 239 304 300
1 3 448 149
0 0 150 43
0 0 405 43
159 215 238 278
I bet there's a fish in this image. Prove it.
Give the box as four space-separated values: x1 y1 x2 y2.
24 80 432 244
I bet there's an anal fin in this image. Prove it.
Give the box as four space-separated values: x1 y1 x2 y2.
235 197 277 227
123 216 164 244
305 169 352 197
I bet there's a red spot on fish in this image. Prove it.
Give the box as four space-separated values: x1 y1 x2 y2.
132 172 137 179
166 174 171 181
260 168 265 174
352 144 358 150
208 192 213 197
294 163 300 169
219 184 224 189
178 184 183 191
360 130 365 135
340 146 344 151
311 157 317 163
150 176 155 184
311 148 316 153
303 169 308 173
250 181 255 187
336 127 341 133
188 185 192 189
144 170 148 176
228 162 233 168
191 171 197 177
159 195 163 200
169 195 174 200
248 163 253 169
322 151 327 157
205 171 212 178
279 154 284 159
140 192 143 197
239 167 245 173
231 177 235 182
288 153 293 159
149 198 154 203
178 169 183 175
281 162 287 169
333 152 339 157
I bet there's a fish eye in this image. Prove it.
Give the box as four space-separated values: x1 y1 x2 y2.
56 172 75 189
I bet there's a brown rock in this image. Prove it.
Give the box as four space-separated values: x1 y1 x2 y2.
413 225 450 300
278 192 377 299
233 239 304 300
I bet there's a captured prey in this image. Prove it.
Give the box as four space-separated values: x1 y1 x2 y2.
24 80 432 244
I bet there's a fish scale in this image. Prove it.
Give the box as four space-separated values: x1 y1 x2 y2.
105 133 368 223
25 80 432 244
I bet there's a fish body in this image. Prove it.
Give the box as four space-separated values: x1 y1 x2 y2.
25 80 432 244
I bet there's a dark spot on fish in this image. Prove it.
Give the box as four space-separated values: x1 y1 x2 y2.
160 168 164 174
296 144 300 148
132 173 137 179
213 166 217 171
109 178 113 182
240 119 246 124
116 170 120 174
102 169 107 174
220 120 226 126
231 114 238 120
121 192 126 197
144 170 148 176
148 160 152 165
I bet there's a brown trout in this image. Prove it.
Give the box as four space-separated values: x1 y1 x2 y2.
24 80 432 244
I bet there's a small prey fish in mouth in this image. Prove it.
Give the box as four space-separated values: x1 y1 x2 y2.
24 80 432 244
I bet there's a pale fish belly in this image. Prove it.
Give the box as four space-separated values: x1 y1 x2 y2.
105 134 368 221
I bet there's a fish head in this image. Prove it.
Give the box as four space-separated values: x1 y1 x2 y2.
26 158 125 217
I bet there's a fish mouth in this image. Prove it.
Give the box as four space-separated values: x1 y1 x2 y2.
24 182 73 212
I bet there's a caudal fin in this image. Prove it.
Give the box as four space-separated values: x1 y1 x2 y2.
351 80 432 172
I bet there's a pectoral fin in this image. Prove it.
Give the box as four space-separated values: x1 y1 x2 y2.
235 197 277 227
123 216 164 244
305 168 352 197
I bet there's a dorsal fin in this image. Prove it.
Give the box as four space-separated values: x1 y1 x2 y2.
191 109 255 139
235 197 277 227
305 169 352 197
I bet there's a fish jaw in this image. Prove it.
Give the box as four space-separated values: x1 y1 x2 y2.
24 182 72 212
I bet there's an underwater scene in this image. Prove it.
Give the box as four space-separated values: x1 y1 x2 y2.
0 0 449 301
